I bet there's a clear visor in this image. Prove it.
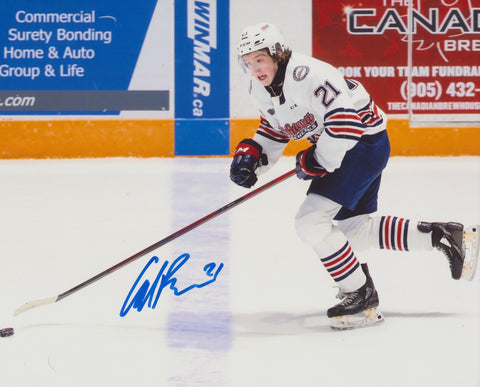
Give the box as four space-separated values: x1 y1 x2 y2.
237 48 274 74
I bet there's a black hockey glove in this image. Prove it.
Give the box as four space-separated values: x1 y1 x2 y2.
230 139 267 188
296 145 327 180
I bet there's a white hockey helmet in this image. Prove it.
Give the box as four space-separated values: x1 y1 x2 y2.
237 22 289 58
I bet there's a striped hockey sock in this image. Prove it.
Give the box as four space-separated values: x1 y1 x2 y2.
379 216 410 251
320 241 361 287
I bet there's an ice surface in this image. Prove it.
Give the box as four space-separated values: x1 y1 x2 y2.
0 156 479 387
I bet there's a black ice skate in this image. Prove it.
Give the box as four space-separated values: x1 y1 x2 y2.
418 222 479 281
327 263 384 330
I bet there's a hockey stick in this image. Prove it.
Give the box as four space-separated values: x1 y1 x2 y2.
14 168 297 316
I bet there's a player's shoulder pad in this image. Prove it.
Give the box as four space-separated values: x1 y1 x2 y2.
291 53 342 82
287 53 310 82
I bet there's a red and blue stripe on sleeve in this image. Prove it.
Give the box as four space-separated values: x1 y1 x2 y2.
323 108 365 141
257 116 290 143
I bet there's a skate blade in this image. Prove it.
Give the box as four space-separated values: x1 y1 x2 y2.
330 307 384 331
461 225 479 281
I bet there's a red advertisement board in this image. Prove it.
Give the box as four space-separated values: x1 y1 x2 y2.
312 0 480 118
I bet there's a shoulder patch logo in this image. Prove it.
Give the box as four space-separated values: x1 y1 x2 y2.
293 66 309 81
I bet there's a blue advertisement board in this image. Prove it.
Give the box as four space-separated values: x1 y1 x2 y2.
174 0 230 155
0 0 167 114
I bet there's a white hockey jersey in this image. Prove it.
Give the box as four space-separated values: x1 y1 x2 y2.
248 52 387 173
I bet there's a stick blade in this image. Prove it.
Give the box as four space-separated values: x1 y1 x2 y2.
14 296 58 317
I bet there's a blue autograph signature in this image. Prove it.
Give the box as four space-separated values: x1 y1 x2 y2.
120 253 224 317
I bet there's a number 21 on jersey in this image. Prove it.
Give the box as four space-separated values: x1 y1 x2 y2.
314 81 341 108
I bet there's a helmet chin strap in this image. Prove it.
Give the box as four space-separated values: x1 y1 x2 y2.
264 56 290 104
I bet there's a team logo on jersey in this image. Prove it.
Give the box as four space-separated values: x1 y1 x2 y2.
293 66 309 81
279 112 318 139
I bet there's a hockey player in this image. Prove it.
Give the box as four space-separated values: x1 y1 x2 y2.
230 22 479 330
